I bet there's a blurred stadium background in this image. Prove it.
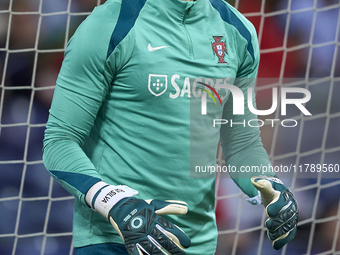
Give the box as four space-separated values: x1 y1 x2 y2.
0 0 339 254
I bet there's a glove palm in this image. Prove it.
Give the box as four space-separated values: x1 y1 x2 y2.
109 197 191 255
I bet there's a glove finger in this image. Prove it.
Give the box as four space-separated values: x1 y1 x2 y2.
157 216 191 249
272 225 297 250
265 199 298 232
136 238 160 255
251 177 279 207
266 192 290 218
123 241 145 255
148 200 188 215
266 189 298 218
133 219 188 255
136 244 150 255
147 226 187 255
267 212 298 241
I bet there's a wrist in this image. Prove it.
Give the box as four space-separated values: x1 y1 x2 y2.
85 181 138 219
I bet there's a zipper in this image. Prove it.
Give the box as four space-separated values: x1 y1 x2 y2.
182 11 194 59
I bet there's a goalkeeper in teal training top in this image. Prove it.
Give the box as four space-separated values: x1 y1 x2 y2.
43 0 298 254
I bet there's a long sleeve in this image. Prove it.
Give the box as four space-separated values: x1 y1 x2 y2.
42 3 119 205
220 19 275 198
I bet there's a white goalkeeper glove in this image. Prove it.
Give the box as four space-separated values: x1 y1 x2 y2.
251 176 298 250
85 181 191 255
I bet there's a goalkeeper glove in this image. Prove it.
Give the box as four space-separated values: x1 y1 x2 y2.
85 181 191 255
251 176 298 250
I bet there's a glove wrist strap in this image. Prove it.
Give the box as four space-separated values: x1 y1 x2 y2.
85 181 138 219
246 191 262 205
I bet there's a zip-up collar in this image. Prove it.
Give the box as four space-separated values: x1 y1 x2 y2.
146 0 211 25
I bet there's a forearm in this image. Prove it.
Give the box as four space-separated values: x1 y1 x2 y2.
43 120 102 205
226 140 274 198
220 80 275 197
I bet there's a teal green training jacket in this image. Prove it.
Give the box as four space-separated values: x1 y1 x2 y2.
43 0 273 254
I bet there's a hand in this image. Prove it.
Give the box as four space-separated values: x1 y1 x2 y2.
109 197 191 255
251 176 298 250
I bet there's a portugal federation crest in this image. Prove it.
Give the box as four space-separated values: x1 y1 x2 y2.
212 36 228 64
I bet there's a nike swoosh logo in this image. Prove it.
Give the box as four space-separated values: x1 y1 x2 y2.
148 43 170 52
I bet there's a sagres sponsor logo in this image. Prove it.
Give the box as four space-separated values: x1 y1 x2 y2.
147 75 229 108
